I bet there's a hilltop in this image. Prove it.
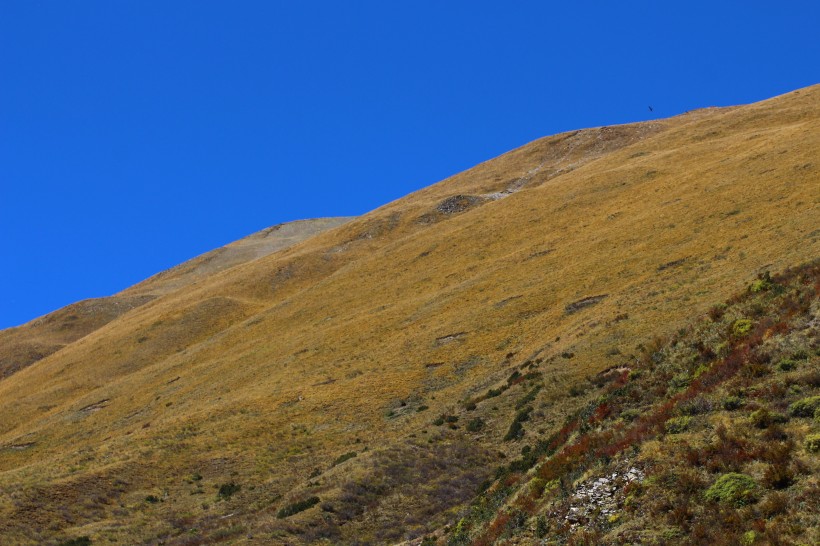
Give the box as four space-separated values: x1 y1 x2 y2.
0 85 818 545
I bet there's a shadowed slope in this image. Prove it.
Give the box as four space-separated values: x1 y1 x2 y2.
0 86 817 545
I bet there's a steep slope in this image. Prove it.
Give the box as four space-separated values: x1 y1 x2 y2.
0 217 352 379
435 262 819 546
0 85 818 545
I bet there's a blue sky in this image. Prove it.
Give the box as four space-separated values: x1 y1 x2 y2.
1 1 818 329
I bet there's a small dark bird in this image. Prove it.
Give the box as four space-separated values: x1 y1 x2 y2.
648 106 654 112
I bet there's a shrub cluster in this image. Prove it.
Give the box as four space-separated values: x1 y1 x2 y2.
277 496 320 519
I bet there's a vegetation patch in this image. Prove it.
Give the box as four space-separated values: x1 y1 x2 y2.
58 538 91 546
664 416 690 434
789 395 820 417
331 451 358 467
704 473 759 506
277 496 320 518
217 482 241 500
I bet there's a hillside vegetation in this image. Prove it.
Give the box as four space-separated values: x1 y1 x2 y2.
429 262 819 546
0 86 818 545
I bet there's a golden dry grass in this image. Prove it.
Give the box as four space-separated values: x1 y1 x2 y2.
0 85 818 544
0 217 351 380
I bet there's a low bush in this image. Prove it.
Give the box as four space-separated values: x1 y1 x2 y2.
777 358 796 371
722 396 744 410
664 416 691 434
788 395 820 417
762 463 794 490
679 395 713 415
59 538 91 546
332 451 357 467
731 319 754 337
805 433 820 453
516 385 542 409
217 482 241 500
277 496 320 518
704 473 759 506
486 386 506 398
466 417 485 432
504 407 533 441
749 408 774 429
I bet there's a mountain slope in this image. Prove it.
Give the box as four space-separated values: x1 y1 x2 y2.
0 86 818 545
0 217 352 380
437 262 819 546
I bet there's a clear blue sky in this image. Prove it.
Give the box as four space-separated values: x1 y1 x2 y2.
1 2 818 329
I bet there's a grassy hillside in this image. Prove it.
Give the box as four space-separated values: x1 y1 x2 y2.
0 86 818 545
0 217 352 380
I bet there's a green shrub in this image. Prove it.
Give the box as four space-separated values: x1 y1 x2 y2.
331 451 357 467
277 496 320 518
732 319 754 337
788 395 820 417
486 386 506 398
504 420 525 442
448 517 469 545
704 473 759 506
516 385 542 409
417 405 429 412
504 406 533 441
466 417 485 432
664 416 691 434
620 408 641 422
145 495 160 504
750 408 773 429
722 396 744 410
749 272 772 293
805 433 820 453
777 359 797 371
217 482 241 500
59 538 91 546
568 384 586 397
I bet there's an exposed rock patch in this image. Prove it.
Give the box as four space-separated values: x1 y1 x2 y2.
564 295 608 314
554 466 645 530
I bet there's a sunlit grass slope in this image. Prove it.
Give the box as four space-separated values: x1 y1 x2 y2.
0 85 818 545
0 217 352 380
